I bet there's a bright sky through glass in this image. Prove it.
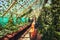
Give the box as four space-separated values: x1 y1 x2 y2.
0 0 38 14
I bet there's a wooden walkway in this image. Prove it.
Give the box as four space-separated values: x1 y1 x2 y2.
18 29 42 40
18 32 30 40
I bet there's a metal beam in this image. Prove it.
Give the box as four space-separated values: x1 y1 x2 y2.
2 0 17 16
17 0 38 17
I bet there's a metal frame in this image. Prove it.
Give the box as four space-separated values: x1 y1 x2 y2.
2 0 47 17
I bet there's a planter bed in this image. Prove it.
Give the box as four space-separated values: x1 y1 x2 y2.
0 23 31 40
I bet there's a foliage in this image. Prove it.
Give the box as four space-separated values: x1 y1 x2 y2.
0 15 29 38
37 0 60 40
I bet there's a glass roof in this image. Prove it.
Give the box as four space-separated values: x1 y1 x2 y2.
0 0 44 16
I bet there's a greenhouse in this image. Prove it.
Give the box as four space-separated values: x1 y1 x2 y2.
0 0 60 40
